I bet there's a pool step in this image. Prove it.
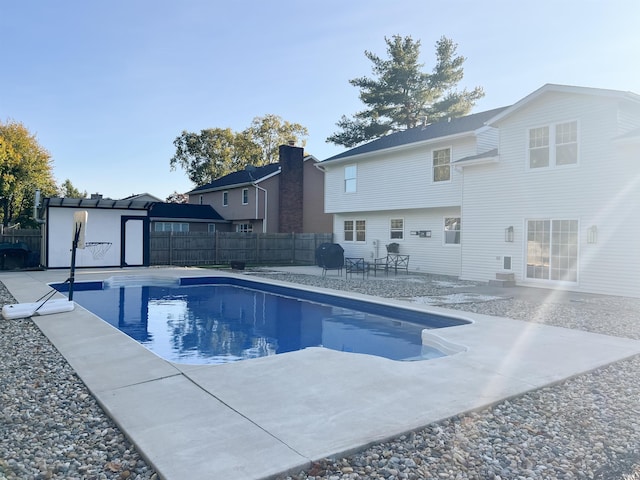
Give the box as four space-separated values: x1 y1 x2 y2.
488 273 516 288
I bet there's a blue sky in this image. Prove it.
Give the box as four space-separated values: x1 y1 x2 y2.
2 0 639 200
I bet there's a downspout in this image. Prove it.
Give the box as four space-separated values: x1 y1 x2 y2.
253 184 268 233
33 190 45 224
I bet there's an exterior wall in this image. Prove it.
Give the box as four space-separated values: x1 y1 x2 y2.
192 176 280 233
323 136 478 214
460 92 640 297
46 207 147 268
303 159 333 233
333 207 462 277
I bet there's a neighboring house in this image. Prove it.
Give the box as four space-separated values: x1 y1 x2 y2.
320 84 640 298
148 202 229 233
120 192 164 203
187 144 333 234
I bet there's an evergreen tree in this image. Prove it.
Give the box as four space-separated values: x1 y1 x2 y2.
59 179 87 198
327 35 484 148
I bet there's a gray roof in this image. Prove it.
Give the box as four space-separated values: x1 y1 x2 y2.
454 148 499 164
322 107 509 163
148 202 226 222
189 163 280 194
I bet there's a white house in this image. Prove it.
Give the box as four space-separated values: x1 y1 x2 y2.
320 84 640 298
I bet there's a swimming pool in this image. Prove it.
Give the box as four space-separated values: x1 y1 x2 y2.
53 276 469 365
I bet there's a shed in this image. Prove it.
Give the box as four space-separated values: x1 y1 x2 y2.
41 197 152 268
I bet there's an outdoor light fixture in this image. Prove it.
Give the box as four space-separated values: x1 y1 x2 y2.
587 225 598 244
504 226 514 242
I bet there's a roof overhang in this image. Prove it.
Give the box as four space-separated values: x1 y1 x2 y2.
44 197 152 210
487 83 640 126
320 130 478 166
453 149 500 170
187 169 280 195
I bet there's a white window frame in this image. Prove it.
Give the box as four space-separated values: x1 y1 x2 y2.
199 195 203 205
343 219 366 243
208 224 216 234
344 165 357 193
432 147 452 183
236 223 253 233
222 191 228 207
527 120 578 170
154 222 189 233
390 218 404 240
525 219 579 284
242 188 249 205
443 217 461 245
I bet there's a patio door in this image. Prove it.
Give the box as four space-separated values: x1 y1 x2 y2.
526 219 578 282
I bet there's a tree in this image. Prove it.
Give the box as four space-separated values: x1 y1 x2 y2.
170 114 308 187
0 120 57 227
59 179 87 198
166 191 188 203
327 35 485 147
243 114 308 165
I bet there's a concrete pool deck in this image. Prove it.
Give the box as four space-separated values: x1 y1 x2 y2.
2 267 640 480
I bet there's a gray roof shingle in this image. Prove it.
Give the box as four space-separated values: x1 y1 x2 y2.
322 106 509 163
189 163 280 193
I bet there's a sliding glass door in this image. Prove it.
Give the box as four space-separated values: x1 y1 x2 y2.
526 219 578 282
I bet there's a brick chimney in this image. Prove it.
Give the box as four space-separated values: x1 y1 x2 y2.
278 144 304 233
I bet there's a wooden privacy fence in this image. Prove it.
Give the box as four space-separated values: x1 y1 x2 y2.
0 228 42 253
150 232 333 267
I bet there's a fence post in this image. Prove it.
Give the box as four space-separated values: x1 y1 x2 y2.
291 232 295 264
169 230 173 265
215 231 219 265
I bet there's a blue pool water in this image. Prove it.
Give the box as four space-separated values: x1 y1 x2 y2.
53 276 469 365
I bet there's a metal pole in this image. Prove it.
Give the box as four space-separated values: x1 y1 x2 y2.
68 224 81 301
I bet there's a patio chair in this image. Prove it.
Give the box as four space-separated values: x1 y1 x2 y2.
345 257 368 279
372 254 410 276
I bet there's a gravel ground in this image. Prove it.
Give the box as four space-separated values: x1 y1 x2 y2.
1 272 639 480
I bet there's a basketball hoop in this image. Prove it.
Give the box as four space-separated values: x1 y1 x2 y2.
85 242 112 260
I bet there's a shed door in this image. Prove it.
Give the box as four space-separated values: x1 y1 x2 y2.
121 217 145 266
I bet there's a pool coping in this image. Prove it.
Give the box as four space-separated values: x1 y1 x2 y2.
3 267 640 480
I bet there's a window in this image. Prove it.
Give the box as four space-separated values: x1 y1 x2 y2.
154 222 189 232
344 220 354 241
355 220 366 242
433 148 451 182
222 191 228 206
444 217 460 244
208 224 216 234
555 121 578 166
528 121 577 169
390 218 404 239
242 188 249 205
344 165 357 193
528 126 549 168
344 219 366 242
199 195 203 205
236 223 253 233
526 219 578 282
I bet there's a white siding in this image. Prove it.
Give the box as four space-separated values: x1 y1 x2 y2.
461 92 640 297
324 137 478 214
47 207 147 268
333 208 462 277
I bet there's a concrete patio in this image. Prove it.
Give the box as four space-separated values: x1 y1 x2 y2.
2 267 639 480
